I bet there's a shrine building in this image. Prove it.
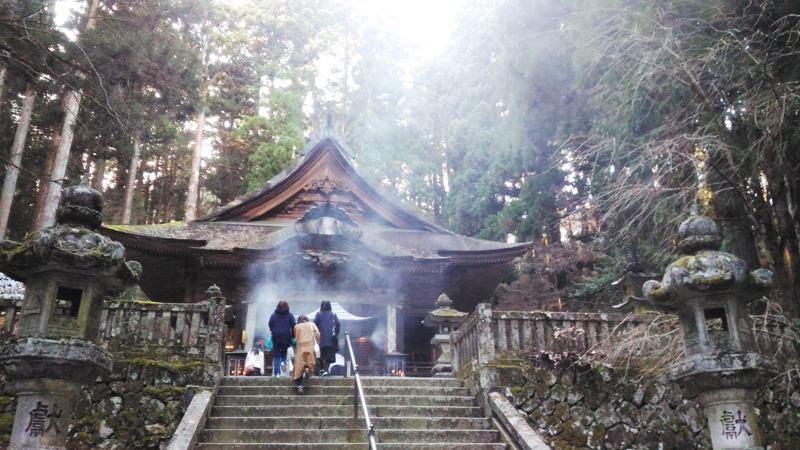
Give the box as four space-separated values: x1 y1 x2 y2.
102 125 528 371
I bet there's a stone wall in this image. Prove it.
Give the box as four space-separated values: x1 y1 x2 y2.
0 374 15 448
497 354 800 450
0 349 219 450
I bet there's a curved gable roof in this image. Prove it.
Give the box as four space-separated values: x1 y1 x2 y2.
197 129 449 233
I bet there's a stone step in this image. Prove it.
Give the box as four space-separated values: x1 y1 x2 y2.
221 376 463 388
210 405 485 418
206 416 494 430
214 394 477 407
217 385 470 397
201 428 500 444
197 444 506 450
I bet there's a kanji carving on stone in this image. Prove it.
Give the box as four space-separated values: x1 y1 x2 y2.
720 410 752 440
26 402 48 437
46 403 62 434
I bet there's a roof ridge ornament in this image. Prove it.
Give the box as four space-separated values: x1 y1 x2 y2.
301 122 356 159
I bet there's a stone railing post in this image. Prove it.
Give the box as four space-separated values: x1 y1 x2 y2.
476 303 498 390
203 285 225 364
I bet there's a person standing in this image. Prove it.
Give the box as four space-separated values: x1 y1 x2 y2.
244 343 264 376
268 300 296 377
292 315 320 395
313 300 340 376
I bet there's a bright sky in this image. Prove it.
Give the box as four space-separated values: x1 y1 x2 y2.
353 0 466 63
57 0 465 63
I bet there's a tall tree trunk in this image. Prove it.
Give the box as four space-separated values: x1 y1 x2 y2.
34 0 100 231
154 156 167 223
91 153 105 191
31 129 59 230
0 82 37 238
0 65 7 117
184 97 206 221
37 89 82 230
121 135 141 224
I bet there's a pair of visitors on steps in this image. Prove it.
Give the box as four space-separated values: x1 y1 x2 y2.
292 314 320 395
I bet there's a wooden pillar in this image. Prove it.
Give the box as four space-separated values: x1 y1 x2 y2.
232 301 245 350
386 304 397 354
244 300 256 350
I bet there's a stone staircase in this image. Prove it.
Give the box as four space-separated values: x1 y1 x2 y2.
196 376 509 449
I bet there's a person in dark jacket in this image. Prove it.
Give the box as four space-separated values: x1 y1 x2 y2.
313 300 340 376
268 301 296 377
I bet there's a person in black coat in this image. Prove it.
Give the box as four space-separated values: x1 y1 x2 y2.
268 301 296 376
313 300 340 375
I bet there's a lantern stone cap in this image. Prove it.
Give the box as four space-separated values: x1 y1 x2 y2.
677 216 721 254
205 284 222 299
0 337 113 384
57 183 104 230
424 293 467 328
643 216 772 307
669 351 777 396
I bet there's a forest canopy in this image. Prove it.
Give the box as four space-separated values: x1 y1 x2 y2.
1 0 798 314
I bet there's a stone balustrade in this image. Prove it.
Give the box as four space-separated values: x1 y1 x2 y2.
99 299 225 362
0 299 226 363
451 303 799 376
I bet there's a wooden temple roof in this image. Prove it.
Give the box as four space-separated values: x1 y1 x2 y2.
101 126 528 306
104 126 528 264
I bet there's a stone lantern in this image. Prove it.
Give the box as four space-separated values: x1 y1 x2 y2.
423 293 467 377
0 184 140 450
643 216 776 450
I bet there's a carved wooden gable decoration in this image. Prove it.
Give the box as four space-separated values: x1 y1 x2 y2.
197 137 442 232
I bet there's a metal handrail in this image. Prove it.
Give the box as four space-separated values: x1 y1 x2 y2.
344 332 377 450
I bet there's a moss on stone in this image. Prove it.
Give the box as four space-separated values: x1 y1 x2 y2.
589 424 606 448
121 358 204 372
110 299 160 306
0 397 13 410
0 411 15 434
554 402 570 418
143 385 185 401
556 420 588 447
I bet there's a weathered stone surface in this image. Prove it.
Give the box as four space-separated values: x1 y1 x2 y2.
790 390 800 408
583 379 608 409
604 424 636 449
617 401 639 427
99 420 114 439
565 386 584 405
569 405 594 427
644 382 666 405
553 402 570 422
549 384 566 403
541 398 556 416
534 367 559 387
631 385 646 406
594 402 621 428
675 400 704 434
663 382 684 408
501 347 800 450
